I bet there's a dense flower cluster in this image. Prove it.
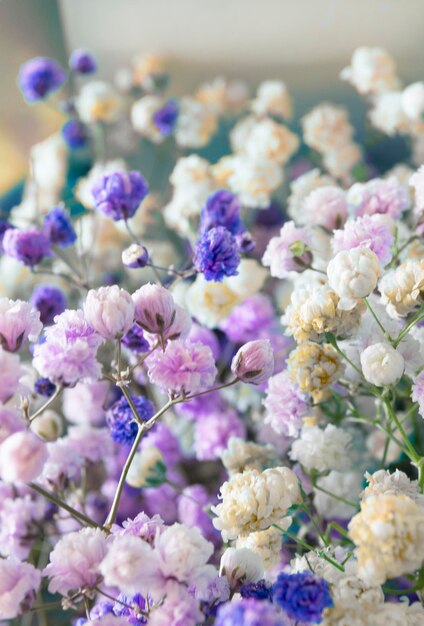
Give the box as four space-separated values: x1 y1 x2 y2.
3 44 424 626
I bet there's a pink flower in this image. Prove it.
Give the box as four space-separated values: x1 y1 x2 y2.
62 381 110 425
111 511 165 544
147 339 217 395
412 371 424 418
84 285 135 340
263 370 308 437
0 406 26 444
302 186 348 229
262 221 311 278
33 310 103 385
147 581 204 626
0 431 47 483
0 495 46 560
194 409 246 461
332 214 394 265
0 298 42 352
0 557 41 619
0 349 27 403
348 176 409 219
231 339 274 384
44 527 108 595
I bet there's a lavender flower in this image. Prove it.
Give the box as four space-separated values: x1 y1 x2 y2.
122 323 150 353
34 377 56 398
194 409 245 461
92 170 149 221
240 580 273 601
84 286 135 340
0 558 41 619
0 298 42 352
231 340 274 384
220 295 275 343
272 572 333 623
177 484 220 545
113 593 147 624
348 176 409 219
263 370 309 438
153 99 179 136
200 189 245 235
331 214 394 265
2 227 51 267
147 339 217 395
30 285 67 325
215 598 285 626
69 49 97 74
18 57 67 102
106 394 154 445
262 221 311 279
194 226 240 282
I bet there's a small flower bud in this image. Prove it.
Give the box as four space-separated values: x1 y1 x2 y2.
122 243 149 268
220 547 264 590
231 339 274 384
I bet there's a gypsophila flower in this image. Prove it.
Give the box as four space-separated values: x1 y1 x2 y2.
347 177 409 219
34 377 56 398
360 341 405 386
272 572 333 623
302 186 348 229
237 526 285 571
289 425 352 472
92 170 149 221
193 409 245 461
220 294 275 344
147 339 217 395
194 226 240 282
106 394 154 445
221 437 275 475
44 527 107 595
30 285 67 325
220 547 264 590
263 370 308 438
122 323 150 353
287 342 344 402
200 189 244 235
340 47 399 94
251 80 292 118
61 119 87 149
69 49 96 74
262 221 311 278
0 431 47 483
362 469 422 502
132 283 177 335
0 558 41 619
18 57 67 102
2 227 51 267
212 466 301 541
215 598 285 626
43 207 77 247
75 80 122 124
0 297 42 352
231 339 274 384
327 247 380 310
379 259 424 318
412 370 424 418
122 243 149 268
153 99 179 135
240 580 273 602
332 214 394 265
84 285 135 340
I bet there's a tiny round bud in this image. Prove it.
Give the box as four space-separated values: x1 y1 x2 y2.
220 547 264 590
360 341 405 386
30 409 63 441
122 243 149 268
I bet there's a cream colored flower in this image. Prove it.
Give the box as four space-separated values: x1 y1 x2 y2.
289 425 352 472
221 437 275 475
30 410 62 442
226 259 268 299
126 446 164 488
340 47 399 95
287 168 335 222
186 276 241 328
219 547 263 589
212 466 301 541
302 104 354 153
75 81 123 124
369 92 409 136
323 142 362 180
236 525 286 571
402 82 424 121
132 53 166 88
348 494 424 585
251 80 292 119
30 134 67 206
360 341 405 386
287 342 344 401
131 95 164 143
362 469 423 504
379 260 424 318
245 119 299 165
282 284 365 343
174 97 217 148
227 155 283 208
327 247 381 311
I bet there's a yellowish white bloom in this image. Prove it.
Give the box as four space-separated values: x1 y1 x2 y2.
362 469 423 504
369 91 409 136
220 437 275 475
327 247 381 310
302 104 354 153
348 493 424 585
236 525 286 571
212 466 301 541
402 82 424 121
226 259 268 299
186 276 241 328
323 142 361 180
30 134 67 210
314 471 362 519
287 168 335 222
30 410 63 441
360 341 405 386
219 547 264 589
287 341 344 401
251 80 292 119
227 155 283 208
340 47 399 95
244 119 299 165
174 97 217 148
131 95 164 143
75 81 123 124
126 446 165 488
379 260 424 317
289 425 352 472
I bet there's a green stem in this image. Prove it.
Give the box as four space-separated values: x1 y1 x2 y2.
313 483 358 510
273 525 345 572
29 482 100 529
29 385 63 423
364 297 391 340
393 304 424 347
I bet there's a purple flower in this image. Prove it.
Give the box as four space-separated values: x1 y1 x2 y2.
235 231 256 253
153 99 179 136
122 243 149 269
0 298 42 352
200 190 245 235
175 389 223 420
111 511 165 544
231 340 274 384
194 409 245 461
2 227 51 267
147 339 217 395
263 370 308 438
348 176 409 219
177 484 220 545
272 572 333 623
92 170 149 221
106 394 154 445
30 285 67 325
18 57 67 102
69 49 97 74
0 557 41 619
215 598 285 626
140 422 181 466
240 580 273 601
34 377 56 398
90 601 114 620
44 207 77 247
122 323 150 353
220 295 275 343
187 323 221 360
61 119 87 149
194 226 240 282
0 220 15 252
331 214 394 265
113 593 147 624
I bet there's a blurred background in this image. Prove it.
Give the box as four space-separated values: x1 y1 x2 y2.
1 0 424 192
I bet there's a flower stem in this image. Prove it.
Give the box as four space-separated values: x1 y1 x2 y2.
28 482 100 528
29 385 63 423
